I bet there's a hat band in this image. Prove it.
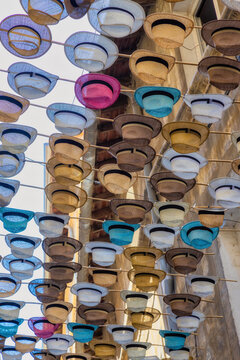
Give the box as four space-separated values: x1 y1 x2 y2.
170 155 200 164
169 297 195 304
97 7 135 19
0 319 19 325
0 301 20 308
104 169 132 180
70 0 81 7
207 64 240 73
0 151 19 161
130 251 156 258
150 227 175 234
0 277 17 285
198 210 224 215
159 204 185 212
108 224 134 232
39 216 65 224
72 325 95 331
0 182 15 192
135 273 159 278
116 148 147 157
92 247 116 253
216 185 240 191
157 178 187 185
35 283 60 290
75 42 108 56
112 327 134 333
191 277 215 284
9 259 35 266
176 315 200 320
95 344 116 349
142 90 174 101
93 270 117 276
125 294 148 300
48 241 76 249
47 337 69 343
79 288 102 294
65 356 87 360
191 98 224 107
172 252 198 260
16 72 51 82
54 163 84 172
10 237 36 246
54 138 84 150
187 226 213 236
151 19 186 31
55 110 87 122
47 264 76 271
9 25 41 44
164 333 186 338
46 304 69 311
81 80 113 93
2 129 31 139
2 211 29 219
136 56 169 69
52 190 79 200
15 336 37 342
33 319 51 325
126 344 147 349
212 26 240 36
0 96 23 109
116 203 146 210
121 121 154 131
170 128 201 137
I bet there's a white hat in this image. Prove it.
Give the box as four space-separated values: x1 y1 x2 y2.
168 306 205 332
184 94 232 124
5 234 41 258
71 282 108 306
0 273 21 298
154 201 189 227
121 290 152 312
144 224 179 250
0 147 25 178
2 255 42 280
107 325 136 344
222 0 240 12
122 342 151 359
208 177 240 208
34 212 69 238
0 179 20 207
0 124 37 154
43 335 74 356
187 275 217 297
1 347 22 360
161 149 208 180
85 241 123 266
166 347 190 360
0 300 25 321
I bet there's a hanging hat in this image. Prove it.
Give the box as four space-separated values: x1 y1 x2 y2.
163 294 201 317
13 335 38 354
198 56 240 91
43 261 81 283
20 0 67 25
8 62 58 99
124 247 163 268
110 199 152 224
180 221 219 250
113 114 162 147
28 317 60 339
0 91 29 123
75 73 121 109
0 274 21 298
166 347 191 360
68 323 98 343
42 236 82 262
0 147 25 178
5 234 41 259
201 20 240 56
31 350 60 360
209 177 240 208
125 308 160 330
198 208 225 228
43 335 74 356
232 131 240 153
169 309 205 333
0 179 19 207
90 340 119 359
144 224 179 250
134 86 180 118
2 254 42 280
122 342 151 358
109 141 155 172
160 330 190 350
85 241 123 266
1 347 22 360
0 15 51 59
128 266 166 292
64 0 94 19
0 318 24 338
103 220 140 246
90 269 118 288
0 124 37 154
165 248 203 275
162 122 209 154
28 278 66 303
107 325 136 345
187 275 217 297
77 303 115 325
62 354 90 360
121 290 153 312
71 282 108 307
144 13 193 49
0 207 34 233
34 213 69 238
154 201 189 227
88 0 145 38
45 182 88 213
42 301 73 324
222 0 240 11
0 300 24 321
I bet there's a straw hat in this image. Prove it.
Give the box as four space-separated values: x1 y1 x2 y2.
97 163 137 194
0 91 29 123
0 147 25 178
154 201 189 227
20 0 67 25
45 182 88 213
0 207 34 233
198 208 225 228
222 0 240 11
43 334 74 356
169 309 205 333
121 290 153 312
34 212 69 238
90 269 118 288
125 308 160 330
62 354 90 360
166 347 191 360
1 347 22 360
163 294 201 316
110 198 153 224
180 221 219 250
8 62 59 99
31 350 60 360
42 236 82 262
232 131 240 153
144 224 179 250
64 0 94 19
187 275 217 297
162 122 209 154
150 172 196 200
88 0 145 38
107 325 136 345
75 73 121 109
28 278 66 303
0 319 24 338
0 15 51 59
144 13 193 48
85 241 123 266
42 301 73 324
0 300 24 321
103 220 140 246
165 248 203 275
77 303 115 325
128 266 166 291
0 124 37 154
90 340 119 359
113 114 162 147
71 282 108 306
122 342 151 358
13 335 38 354
159 330 190 350
129 50 175 85
0 179 19 207
2 254 42 280
201 20 240 56
5 234 41 259
28 317 60 339
43 261 81 283
208 177 240 208
68 323 98 343
124 247 163 268
198 56 240 91
0 273 21 298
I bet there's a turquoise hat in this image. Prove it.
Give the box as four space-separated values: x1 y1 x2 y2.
134 86 181 118
159 330 190 350
67 323 98 343
180 221 219 250
0 208 34 233
0 318 24 338
102 220 140 246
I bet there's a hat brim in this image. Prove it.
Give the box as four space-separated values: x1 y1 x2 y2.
110 199 153 216
163 293 201 307
128 266 166 284
109 141 156 164
28 278 66 296
103 220 140 234
208 177 240 200
162 121 209 144
180 221 219 246
2 255 42 272
20 0 68 21
198 56 240 76
71 282 108 297
120 290 153 302
154 201 189 217
49 133 90 159
144 224 179 239
5 234 41 250
124 246 163 261
0 91 30 115
0 123 37 146
34 212 69 226
184 94 232 111
77 303 115 320
135 86 181 111
232 158 240 175
161 149 208 173
42 236 82 254
85 241 123 255
165 247 203 268
43 261 82 273
47 157 92 182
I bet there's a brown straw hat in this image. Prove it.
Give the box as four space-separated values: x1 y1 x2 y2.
90 269 118 288
13 335 38 353
128 266 166 292
42 236 82 262
43 262 82 283
113 114 162 147
0 91 29 122
125 307 160 330
64 0 94 19
90 340 119 359
42 300 73 324
110 199 153 224
198 208 225 228
165 248 203 275
163 293 201 316
78 303 115 325
28 278 66 303
124 247 163 268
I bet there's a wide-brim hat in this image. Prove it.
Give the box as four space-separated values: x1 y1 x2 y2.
85 241 123 254
43 261 82 283
0 124 37 154
222 0 240 11
2 254 42 280
64 0 94 19
0 15 52 59
159 330 190 350
0 179 20 207
43 334 74 355
198 56 240 91
0 91 29 123
5 233 41 259
107 325 136 344
71 282 108 303
128 266 166 291
90 269 118 288
0 146 25 178
124 246 163 267
28 278 66 303
0 300 25 321
0 207 34 233
163 293 201 316
42 236 82 262
34 212 69 238
208 177 240 208
165 247 203 275
154 201 189 227
110 198 153 224
0 273 21 298
102 220 140 246
198 208 225 228
31 350 60 360
77 303 115 325
187 275 217 295
42 301 73 324
90 340 119 358
85 240 123 267
144 223 179 250
121 290 152 303
13 335 38 354
67 322 98 343
125 307 160 329
180 221 219 250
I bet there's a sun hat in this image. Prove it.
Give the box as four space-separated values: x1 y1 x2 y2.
43 335 74 356
180 221 219 250
122 342 151 358
31 350 60 360
68 323 98 343
0 91 29 123
0 300 24 321
12 335 38 354
232 131 240 153
2 254 42 280
28 278 66 303
34 212 69 237
121 290 153 312
0 274 21 298
0 318 24 338
77 303 115 325
198 208 225 228
110 199 152 224
0 15 51 59
28 318 60 339
42 301 73 324
42 236 82 262
222 0 240 11
163 294 201 317
160 330 190 350
144 13 193 48
43 261 81 283
107 325 136 345
85 241 123 266
144 224 179 250
0 179 20 207
90 269 118 288
8 62 58 99
198 56 240 91
124 247 163 268
169 308 204 333
0 207 34 233
128 266 166 292
102 220 140 246
166 347 192 360
1 347 23 360
125 308 160 330
0 124 37 154
62 354 90 360
71 282 108 306
64 0 94 19
154 201 189 227
165 248 203 275
5 234 41 259
187 275 217 297
209 177 240 208
90 340 119 359
0 147 25 178
20 0 67 25
88 0 145 38
134 86 180 118
75 73 121 109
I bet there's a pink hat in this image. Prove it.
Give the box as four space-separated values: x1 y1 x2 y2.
28 317 60 339
75 74 121 109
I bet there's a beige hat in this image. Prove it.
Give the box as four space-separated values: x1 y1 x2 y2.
125 307 160 330
90 269 118 288
42 236 82 262
0 91 29 123
121 290 153 312
12 335 38 354
128 266 166 292
42 300 73 324
90 340 119 359
154 201 189 227
124 247 163 268
198 208 225 228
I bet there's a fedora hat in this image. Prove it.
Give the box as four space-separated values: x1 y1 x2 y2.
124 247 163 268
85 241 123 267
159 330 190 350
0 318 24 338
1 347 22 360
125 308 160 330
64 0 94 19
109 141 156 172
0 124 37 154
201 20 240 56
0 300 24 321
0 91 29 123
198 56 240 91
68 323 98 342
8 62 58 99
28 317 60 339
163 294 201 317
184 94 232 124
0 147 25 178
42 301 73 324
113 114 162 147
88 0 145 38
134 86 180 118
154 201 189 227
0 274 21 298
167 348 192 360
122 342 151 358
90 269 118 288
97 163 137 194
103 220 140 246
42 236 82 262
144 224 179 250
232 131 240 153
62 354 90 360
165 248 203 275
0 207 34 233
43 335 74 356
107 325 136 345
121 290 153 312
222 0 240 11
34 212 69 238
128 266 166 292
71 282 108 306
5 234 41 259
180 221 219 250
162 122 209 154
130 50 175 85
150 172 196 200
208 177 240 208
75 73 121 109
77 303 115 325
144 13 193 48
2 254 42 280
198 208 225 228
110 199 152 224
90 340 119 359
31 350 60 360
45 182 87 213
13 335 38 354
187 275 217 297
43 261 81 283
20 0 67 25
28 278 66 303
0 15 51 58
169 309 205 333
0 179 19 207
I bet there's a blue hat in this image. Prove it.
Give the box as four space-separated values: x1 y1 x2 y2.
180 221 219 250
2 254 42 280
0 318 24 338
0 147 25 178
134 86 181 118
159 330 190 350
0 207 34 233
102 220 140 246
67 323 98 343
20 0 68 24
